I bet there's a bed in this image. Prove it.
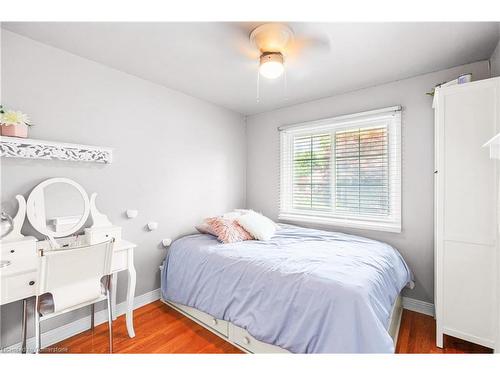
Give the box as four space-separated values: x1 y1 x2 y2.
160 224 412 353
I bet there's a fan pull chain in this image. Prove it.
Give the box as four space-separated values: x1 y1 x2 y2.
256 68 260 102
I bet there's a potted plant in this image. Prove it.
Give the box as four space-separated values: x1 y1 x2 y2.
0 105 33 138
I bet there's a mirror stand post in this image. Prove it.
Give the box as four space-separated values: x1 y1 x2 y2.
45 235 59 249
1 195 26 242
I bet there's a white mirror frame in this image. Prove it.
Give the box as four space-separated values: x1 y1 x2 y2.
26 177 90 239
0 195 26 242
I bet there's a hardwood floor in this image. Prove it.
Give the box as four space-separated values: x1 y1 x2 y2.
396 309 492 354
45 301 492 354
46 301 241 354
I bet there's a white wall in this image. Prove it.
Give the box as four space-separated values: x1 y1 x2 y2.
0 30 246 347
245 60 491 304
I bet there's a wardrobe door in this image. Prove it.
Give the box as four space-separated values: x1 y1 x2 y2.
436 78 499 348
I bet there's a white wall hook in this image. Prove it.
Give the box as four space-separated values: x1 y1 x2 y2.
147 222 158 231
126 209 138 219
161 238 172 247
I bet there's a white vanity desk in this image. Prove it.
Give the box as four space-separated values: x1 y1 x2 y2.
0 178 137 352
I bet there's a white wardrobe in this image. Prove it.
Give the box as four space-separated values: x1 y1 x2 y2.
434 77 500 351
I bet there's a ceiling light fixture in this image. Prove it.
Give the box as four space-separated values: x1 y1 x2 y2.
259 52 284 79
250 23 293 81
250 23 294 101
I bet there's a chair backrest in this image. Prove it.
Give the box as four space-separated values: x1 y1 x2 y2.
37 239 114 313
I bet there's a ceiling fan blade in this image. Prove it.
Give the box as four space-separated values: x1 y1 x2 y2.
285 35 331 60
222 22 262 60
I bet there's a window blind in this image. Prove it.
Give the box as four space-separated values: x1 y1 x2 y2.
280 106 401 233
292 133 332 210
335 125 389 216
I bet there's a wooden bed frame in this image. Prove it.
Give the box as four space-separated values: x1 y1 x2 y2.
161 294 403 353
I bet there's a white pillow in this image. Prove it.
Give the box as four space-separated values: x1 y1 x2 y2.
233 208 252 214
236 211 276 241
234 209 281 229
222 211 244 220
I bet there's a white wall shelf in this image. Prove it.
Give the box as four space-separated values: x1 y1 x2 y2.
0 136 113 164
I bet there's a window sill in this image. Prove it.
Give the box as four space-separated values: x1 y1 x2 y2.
278 212 401 233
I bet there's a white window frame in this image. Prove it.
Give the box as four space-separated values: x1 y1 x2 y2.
279 106 402 233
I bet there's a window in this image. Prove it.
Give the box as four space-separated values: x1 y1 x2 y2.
280 106 401 232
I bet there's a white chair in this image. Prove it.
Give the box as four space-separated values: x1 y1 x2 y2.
34 239 115 353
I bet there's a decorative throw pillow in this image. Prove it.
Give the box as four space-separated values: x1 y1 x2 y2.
206 217 254 243
195 211 244 236
195 218 218 236
236 211 276 241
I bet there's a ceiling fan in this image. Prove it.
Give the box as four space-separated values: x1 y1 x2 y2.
248 23 331 80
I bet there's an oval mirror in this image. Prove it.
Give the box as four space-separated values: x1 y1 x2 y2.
27 178 90 238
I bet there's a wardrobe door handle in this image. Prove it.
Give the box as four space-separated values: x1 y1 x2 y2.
29 281 35 286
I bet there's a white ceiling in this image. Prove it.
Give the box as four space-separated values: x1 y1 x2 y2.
2 22 499 115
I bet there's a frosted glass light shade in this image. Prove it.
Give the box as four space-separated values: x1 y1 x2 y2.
259 53 284 79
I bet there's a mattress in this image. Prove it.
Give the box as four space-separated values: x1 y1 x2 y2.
161 224 412 353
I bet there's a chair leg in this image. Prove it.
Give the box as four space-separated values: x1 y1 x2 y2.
90 304 95 331
21 298 28 354
34 296 41 354
106 290 113 353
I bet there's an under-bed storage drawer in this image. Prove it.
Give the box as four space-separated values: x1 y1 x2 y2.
229 325 289 353
175 303 229 337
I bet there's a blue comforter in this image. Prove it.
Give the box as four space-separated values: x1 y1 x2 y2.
161 225 412 353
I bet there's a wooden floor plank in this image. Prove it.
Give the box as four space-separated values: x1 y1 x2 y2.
396 309 492 354
45 301 492 354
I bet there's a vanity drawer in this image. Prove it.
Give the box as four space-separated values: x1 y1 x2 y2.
85 226 122 244
1 271 37 305
111 250 128 272
172 302 229 337
1 239 37 262
229 325 289 353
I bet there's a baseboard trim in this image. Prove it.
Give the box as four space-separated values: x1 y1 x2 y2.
402 297 435 317
3 288 160 353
